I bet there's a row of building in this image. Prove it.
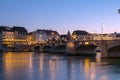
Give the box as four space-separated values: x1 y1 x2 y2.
0 26 120 49
0 26 60 49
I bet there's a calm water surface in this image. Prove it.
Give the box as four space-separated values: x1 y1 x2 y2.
0 52 120 80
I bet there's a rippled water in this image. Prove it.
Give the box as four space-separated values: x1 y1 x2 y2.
0 52 120 80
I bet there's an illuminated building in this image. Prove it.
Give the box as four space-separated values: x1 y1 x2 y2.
92 33 116 40
60 31 71 42
0 26 28 50
10 26 28 48
27 30 48 45
27 29 60 45
72 30 90 41
0 26 14 48
46 30 60 41
27 32 35 45
60 35 68 42
36 30 48 44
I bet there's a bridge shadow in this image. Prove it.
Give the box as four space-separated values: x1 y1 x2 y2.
75 44 97 55
43 46 52 52
34 46 40 52
108 45 120 57
54 45 66 53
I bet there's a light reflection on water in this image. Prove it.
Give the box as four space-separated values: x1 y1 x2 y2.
0 52 120 80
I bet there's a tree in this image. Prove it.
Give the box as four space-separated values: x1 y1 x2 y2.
118 9 120 14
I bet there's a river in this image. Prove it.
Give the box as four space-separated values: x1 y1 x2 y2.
0 52 120 80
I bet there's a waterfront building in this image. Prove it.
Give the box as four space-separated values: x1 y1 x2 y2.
46 30 60 41
28 30 48 45
0 26 28 50
0 26 14 49
72 30 89 41
27 32 35 45
60 35 68 42
10 26 28 48
92 33 116 40
60 31 71 42
27 29 60 45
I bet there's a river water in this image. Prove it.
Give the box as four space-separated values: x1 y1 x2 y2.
0 52 120 80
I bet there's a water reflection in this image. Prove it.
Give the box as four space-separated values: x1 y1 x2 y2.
3 52 34 80
0 52 120 80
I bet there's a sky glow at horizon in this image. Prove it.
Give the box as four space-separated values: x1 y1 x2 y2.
0 0 120 34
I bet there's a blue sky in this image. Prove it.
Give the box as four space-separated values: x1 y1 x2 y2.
0 0 120 34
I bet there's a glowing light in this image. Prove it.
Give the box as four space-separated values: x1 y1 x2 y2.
72 35 77 39
68 42 74 48
51 32 54 36
85 42 89 45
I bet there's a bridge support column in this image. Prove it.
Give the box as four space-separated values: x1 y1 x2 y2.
100 41 108 57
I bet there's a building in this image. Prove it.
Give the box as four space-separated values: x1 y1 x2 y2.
72 30 89 41
27 30 48 45
60 35 68 42
46 30 60 41
92 33 116 40
10 26 28 48
27 32 35 45
0 26 28 50
27 29 60 45
0 26 14 49
60 31 71 42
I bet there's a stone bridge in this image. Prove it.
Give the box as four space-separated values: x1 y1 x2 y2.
28 41 66 53
28 40 120 57
93 40 120 57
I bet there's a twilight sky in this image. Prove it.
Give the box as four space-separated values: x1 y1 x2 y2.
0 0 120 34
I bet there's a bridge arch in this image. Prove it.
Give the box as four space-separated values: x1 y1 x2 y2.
108 43 120 50
75 44 97 55
34 46 41 52
43 45 52 52
108 45 120 52
107 45 120 57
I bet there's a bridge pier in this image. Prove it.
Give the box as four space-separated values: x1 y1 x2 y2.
96 40 108 57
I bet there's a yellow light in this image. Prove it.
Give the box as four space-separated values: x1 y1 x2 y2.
67 42 74 48
84 58 90 78
52 32 54 35
85 42 89 45
72 35 77 39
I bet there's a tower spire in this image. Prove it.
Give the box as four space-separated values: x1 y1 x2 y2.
67 30 71 41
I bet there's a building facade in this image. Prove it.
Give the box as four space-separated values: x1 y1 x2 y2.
72 30 90 41
0 26 14 49
92 33 116 40
27 29 60 45
0 26 28 50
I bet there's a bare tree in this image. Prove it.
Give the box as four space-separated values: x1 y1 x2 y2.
118 9 120 14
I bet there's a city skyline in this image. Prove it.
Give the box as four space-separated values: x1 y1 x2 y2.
0 0 120 34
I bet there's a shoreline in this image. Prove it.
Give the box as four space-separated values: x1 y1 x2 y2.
0 51 120 58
